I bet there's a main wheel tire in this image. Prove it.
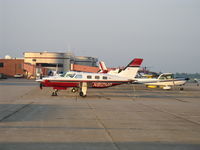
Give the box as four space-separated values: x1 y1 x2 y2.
79 92 86 97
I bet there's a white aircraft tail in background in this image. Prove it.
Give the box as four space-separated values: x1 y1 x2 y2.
99 61 108 73
99 58 143 80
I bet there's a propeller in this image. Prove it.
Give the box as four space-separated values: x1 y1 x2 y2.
40 83 43 89
185 78 190 81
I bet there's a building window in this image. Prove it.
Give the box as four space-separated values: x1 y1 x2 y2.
95 76 100 79
36 63 63 67
87 75 92 79
18 64 22 69
103 76 107 80
0 63 4 68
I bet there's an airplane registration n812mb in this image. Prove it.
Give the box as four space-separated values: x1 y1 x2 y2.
36 58 143 97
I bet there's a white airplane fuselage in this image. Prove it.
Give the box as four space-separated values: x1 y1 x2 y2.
40 71 132 89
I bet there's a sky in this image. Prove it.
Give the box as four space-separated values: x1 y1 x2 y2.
0 0 200 73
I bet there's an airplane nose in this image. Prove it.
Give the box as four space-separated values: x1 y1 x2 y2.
185 78 190 81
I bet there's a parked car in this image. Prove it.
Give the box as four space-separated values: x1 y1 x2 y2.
14 74 24 78
0 73 7 79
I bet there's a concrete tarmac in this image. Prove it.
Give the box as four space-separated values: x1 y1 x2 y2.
0 79 200 150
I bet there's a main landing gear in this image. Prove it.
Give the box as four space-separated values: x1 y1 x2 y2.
180 87 184 91
71 88 87 97
79 82 87 97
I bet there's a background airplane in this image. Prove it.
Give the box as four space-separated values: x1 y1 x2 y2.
135 73 189 90
194 78 200 86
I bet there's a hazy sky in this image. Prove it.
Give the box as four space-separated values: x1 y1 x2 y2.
0 0 200 73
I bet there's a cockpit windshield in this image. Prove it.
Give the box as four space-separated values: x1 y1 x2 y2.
60 72 65 77
60 72 76 78
66 73 76 78
159 74 174 80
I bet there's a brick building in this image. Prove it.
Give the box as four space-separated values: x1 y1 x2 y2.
0 59 24 77
72 64 99 73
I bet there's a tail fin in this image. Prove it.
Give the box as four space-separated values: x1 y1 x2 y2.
98 61 108 73
118 58 143 79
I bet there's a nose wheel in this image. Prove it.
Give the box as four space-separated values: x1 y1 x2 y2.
71 88 78 93
52 89 58 96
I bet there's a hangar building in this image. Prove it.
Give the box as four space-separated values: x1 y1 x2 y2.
0 51 99 78
24 51 98 72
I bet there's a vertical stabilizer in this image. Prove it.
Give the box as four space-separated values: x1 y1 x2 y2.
118 58 143 79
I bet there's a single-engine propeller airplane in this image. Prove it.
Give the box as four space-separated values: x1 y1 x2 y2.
135 73 189 90
37 58 143 97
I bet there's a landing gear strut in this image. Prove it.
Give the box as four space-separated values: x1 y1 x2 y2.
79 82 87 97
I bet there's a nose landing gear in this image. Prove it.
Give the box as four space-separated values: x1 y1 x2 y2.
71 88 78 93
52 89 58 96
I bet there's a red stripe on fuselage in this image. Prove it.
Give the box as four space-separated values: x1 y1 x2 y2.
43 80 79 87
42 79 129 88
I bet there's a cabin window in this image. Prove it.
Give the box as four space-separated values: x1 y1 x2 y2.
36 63 63 67
18 64 22 69
103 76 107 80
0 63 4 68
87 75 92 79
95 76 100 79
75 74 83 79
